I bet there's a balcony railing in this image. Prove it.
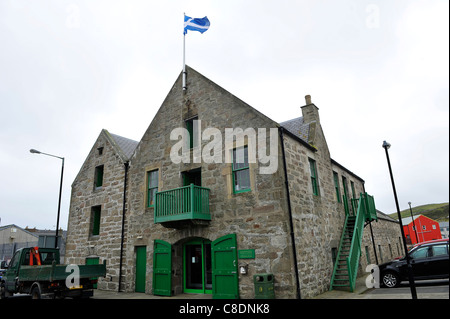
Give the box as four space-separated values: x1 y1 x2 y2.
343 193 377 222
154 184 211 224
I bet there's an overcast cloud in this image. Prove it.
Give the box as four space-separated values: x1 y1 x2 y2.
0 0 448 230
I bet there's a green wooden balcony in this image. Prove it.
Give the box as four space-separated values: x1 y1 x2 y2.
154 184 211 225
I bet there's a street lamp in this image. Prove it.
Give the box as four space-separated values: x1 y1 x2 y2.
382 141 417 299
408 202 419 244
30 149 64 249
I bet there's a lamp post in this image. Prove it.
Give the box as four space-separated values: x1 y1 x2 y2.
408 202 419 244
30 149 64 249
382 141 417 299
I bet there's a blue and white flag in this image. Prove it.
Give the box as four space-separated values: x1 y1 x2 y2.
184 15 210 35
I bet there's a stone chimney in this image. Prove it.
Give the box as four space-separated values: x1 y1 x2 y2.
305 94 312 105
301 94 320 124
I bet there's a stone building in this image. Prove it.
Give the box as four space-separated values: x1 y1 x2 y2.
1 225 38 261
66 66 402 298
66 129 138 288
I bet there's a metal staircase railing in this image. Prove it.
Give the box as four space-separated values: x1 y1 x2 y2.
330 192 377 292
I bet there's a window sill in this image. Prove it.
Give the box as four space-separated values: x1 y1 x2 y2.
233 188 251 194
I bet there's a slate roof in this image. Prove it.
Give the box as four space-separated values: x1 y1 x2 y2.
109 132 139 160
279 116 310 143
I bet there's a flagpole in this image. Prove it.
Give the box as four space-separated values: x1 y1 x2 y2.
182 12 187 91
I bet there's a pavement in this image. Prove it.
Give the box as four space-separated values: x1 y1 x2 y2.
312 275 372 299
90 276 449 300
313 276 449 299
92 289 213 299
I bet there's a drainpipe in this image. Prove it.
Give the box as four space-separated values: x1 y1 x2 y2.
278 127 301 299
118 161 129 292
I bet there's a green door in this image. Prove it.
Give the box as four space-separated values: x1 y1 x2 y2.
153 240 172 296
211 234 239 299
86 257 99 289
183 239 212 294
135 246 146 293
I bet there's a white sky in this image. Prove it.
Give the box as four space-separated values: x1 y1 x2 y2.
0 0 448 230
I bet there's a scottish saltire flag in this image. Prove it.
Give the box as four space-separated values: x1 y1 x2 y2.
184 15 210 35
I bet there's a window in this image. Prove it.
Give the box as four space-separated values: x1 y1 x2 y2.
185 117 199 149
410 246 430 259
147 170 159 207
10 251 20 269
422 225 426 230
350 181 356 199
432 244 448 257
91 206 101 236
333 172 341 202
40 252 57 265
342 176 349 200
232 146 251 193
97 147 104 156
308 158 319 196
365 246 371 264
94 165 104 189
331 248 338 266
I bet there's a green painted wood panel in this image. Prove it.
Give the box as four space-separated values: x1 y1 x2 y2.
153 240 172 296
212 234 239 299
135 246 146 293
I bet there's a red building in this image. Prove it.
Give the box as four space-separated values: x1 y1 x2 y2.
402 215 442 245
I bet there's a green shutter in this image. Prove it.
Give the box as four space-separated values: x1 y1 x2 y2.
135 246 147 293
153 240 172 296
86 257 100 288
211 234 239 299
333 172 341 203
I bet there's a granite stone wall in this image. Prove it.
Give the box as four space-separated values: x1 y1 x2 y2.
65 130 128 291
66 67 403 298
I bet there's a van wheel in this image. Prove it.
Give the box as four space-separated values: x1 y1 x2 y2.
31 286 41 299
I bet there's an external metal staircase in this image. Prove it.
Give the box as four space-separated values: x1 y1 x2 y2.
330 192 377 292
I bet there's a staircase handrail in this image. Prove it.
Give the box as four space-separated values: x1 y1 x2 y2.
345 192 368 292
329 213 351 290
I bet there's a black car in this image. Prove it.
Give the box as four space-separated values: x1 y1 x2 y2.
379 238 449 288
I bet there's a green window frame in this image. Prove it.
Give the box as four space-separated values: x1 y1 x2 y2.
351 181 356 199
365 246 371 264
147 169 159 207
333 171 341 203
232 146 251 193
342 176 349 200
185 117 198 149
308 158 319 196
91 206 101 236
94 165 104 189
